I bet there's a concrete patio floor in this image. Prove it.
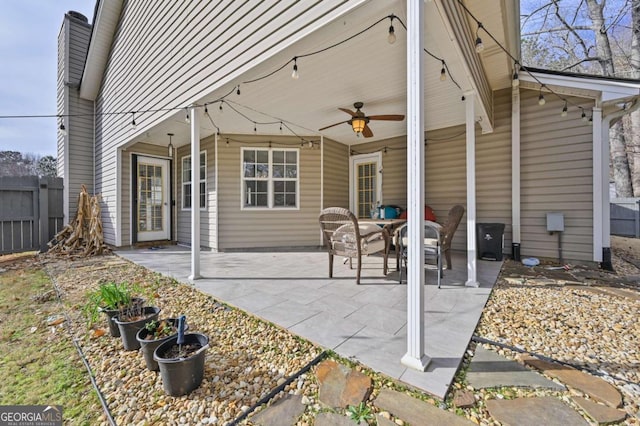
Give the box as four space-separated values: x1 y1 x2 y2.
117 246 503 399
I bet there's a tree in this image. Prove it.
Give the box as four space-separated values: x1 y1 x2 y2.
0 151 57 177
521 0 639 196
36 155 57 177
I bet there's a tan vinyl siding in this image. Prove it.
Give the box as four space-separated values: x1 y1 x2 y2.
121 143 173 246
520 89 594 261
322 139 349 209
176 136 217 249
92 0 361 245
351 91 513 253
58 14 94 223
217 135 321 250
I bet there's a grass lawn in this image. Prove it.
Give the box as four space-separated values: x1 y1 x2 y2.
0 255 103 425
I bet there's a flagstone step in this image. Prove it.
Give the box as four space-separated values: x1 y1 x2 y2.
374 388 474 425
572 397 627 424
316 360 372 408
250 394 305 426
486 396 589 426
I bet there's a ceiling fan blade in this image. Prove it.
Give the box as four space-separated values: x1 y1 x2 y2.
362 124 374 138
367 114 405 121
318 120 350 131
338 108 357 117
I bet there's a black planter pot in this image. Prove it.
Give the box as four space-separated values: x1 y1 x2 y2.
154 333 209 396
136 318 189 371
99 297 145 337
114 306 161 351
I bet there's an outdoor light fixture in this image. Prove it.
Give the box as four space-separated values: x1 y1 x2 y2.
291 58 299 79
351 117 367 134
440 61 447 81
167 133 174 157
561 102 568 117
475 23 484 53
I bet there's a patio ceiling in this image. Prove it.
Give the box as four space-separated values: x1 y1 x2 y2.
131 0 514 150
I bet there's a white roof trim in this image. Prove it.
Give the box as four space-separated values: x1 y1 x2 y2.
80 0 123 101
521 70 640 104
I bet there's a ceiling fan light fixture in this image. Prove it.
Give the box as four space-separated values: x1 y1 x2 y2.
351 117 367 134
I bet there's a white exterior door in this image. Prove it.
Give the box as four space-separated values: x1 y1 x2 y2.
349 152 382 219
136 156 170 242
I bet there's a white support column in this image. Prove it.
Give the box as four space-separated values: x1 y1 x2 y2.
189 105 201 280
511 86 521 246
401 0 429 372
465 92 479 287
593 107 606 260
214 131 219 252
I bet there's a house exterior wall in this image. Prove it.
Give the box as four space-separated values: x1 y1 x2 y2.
57 12 94 223
322 139 349 210
176 136 217 249
519 89 594 261
216 135 321 250
89 0 363 246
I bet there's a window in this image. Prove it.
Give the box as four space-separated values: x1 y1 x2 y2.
182 152 206 209
242 148 298 209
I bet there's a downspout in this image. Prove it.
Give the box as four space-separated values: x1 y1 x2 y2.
214 131 219 251
511 85 521 260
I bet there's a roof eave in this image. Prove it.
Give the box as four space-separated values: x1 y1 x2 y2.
79 0 123 101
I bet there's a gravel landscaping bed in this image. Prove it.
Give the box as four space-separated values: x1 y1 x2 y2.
20 235 638 425
41 255 322 425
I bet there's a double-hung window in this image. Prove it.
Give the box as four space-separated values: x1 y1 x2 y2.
242 148 298 209
182 151 206 209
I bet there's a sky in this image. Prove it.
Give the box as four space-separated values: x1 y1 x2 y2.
0 1 94 157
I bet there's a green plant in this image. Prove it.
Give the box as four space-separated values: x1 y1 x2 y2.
144 319 176 340
83 281 138 326
346 402 374 424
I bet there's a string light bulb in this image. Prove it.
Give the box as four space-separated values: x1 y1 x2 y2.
387 16 396 44
440 61 447 81
538 92 546 106
512 69 519 87
581 110 587 121
291 58 299 80
561 102 568 117
58 119 67 136
236 86 241 96
588 115 593 125
185 109 190 124
219 101 223 112
475 23 484 53
204 103 208 114
279 122 283 133
131 112 137 129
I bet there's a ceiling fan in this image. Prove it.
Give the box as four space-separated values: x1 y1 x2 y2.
319 102 405 138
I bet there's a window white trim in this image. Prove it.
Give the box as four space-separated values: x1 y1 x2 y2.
240 147 300 210
181 151 207 211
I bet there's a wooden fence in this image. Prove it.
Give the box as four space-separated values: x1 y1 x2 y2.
0 176 64 254
611 198 640 238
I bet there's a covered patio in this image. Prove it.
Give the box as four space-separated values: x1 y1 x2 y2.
117 246 503 398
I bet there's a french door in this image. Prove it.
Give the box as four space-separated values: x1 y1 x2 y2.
349 152 382 219
136 156 170 242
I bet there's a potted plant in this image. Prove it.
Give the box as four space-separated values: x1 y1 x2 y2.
113 304 161 351
154 316 209 396
136 318 188 371
84 281 145 337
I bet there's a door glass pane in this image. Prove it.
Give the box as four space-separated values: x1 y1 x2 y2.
356 161 377 219
138 163 164 232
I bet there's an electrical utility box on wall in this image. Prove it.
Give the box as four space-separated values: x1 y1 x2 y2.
546 212 565 232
